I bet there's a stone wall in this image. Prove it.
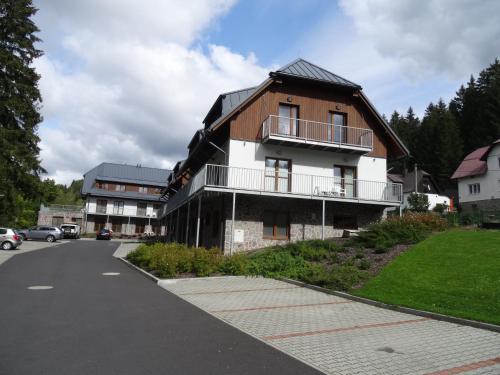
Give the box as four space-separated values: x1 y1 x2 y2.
221 195 385 254
460 198 500 213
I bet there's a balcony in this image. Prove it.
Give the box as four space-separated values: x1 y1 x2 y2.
164 164 402 215
262 115 373 153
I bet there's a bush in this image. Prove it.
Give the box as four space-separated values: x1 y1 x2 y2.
432 203 448 214
355 212 447 251
219 253 249 275
126 244 154 269
407 192 430 212
247 250 308 278
192 247 222 277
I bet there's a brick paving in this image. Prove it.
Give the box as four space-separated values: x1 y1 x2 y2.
158 276 500 375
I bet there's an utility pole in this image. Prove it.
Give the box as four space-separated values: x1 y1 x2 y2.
414 163 418 193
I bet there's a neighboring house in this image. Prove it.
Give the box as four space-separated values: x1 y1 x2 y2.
160 59 408 253
388 169 451 211
451 139 500 213
82 163 171 235
37 204 84 227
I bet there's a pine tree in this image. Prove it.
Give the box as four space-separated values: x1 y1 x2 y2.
0 0 43 225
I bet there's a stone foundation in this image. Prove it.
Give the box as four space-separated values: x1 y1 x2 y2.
460 199 500 213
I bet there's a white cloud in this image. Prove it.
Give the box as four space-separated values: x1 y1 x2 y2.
34 0 270 184
300 0 500 118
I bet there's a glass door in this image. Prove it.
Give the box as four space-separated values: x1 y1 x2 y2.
265 158 291 192
278 104 299 137
333 165 356 197
329 112 347 144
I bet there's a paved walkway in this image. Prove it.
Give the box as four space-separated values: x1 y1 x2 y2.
0 239 69 266
159 276 500 375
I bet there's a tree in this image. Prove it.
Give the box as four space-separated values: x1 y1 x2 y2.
413 100 463 189
407 193 430 212
0 0 43 226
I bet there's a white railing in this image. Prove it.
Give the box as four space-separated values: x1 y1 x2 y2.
164 164 402 215
262 115 373 150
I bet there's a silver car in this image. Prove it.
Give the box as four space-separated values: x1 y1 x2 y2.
18 226 62 242
0 228 23 250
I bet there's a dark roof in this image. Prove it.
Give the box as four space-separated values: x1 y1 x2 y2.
82 163 171 201
221 87 257 117
271 58 361 89
451 139 500 179
389 169 441 194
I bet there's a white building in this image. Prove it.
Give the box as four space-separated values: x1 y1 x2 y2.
161 59 408 253
451 139 500 213
81 163 171 235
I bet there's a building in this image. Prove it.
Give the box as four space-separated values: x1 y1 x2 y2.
160 59 408 253
451 139 500 213
82 163 171 235
388 169 451 211
37 204 84 227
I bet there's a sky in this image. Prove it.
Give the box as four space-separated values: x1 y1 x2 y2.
32 0 500 184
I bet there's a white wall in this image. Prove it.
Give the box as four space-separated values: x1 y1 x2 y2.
228 139 387 182
402 193 451 210
85 196 159 217
457 144 500 203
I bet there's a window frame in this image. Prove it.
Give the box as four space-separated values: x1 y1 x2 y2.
139 186 148 194
278 103 300 137
96 199 107 214
265 157 292 192
263 211 290 240
328 111 348 143
136 202 147 216
468 183 480 195
113 200 124 215
115 184 126 192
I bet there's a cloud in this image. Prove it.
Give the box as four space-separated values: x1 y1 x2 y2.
34 0 270 184
339 0 500 79
300 0 500 118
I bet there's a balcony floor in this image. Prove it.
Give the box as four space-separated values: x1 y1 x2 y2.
262 134 372 154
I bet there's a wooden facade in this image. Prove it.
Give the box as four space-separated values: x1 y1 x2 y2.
227 80 391 158
94 181 162 195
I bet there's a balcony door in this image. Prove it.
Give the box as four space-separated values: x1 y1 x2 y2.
278 104 299 137
265 158 291 193
333 165 356 198
328 112 347 144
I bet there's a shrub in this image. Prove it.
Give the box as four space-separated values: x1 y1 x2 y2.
126 244 153 269
355 212 447 251
432 203 448 214
407 192 430 212
281 240 340 261
219 253 249 275
247 250 308 278
326 265 367 291
192 247 222 277
358 259 371 270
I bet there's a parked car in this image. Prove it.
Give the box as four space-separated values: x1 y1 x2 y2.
60 223 81 239
18 226 62 242
0 228 23 250
96 228 112 240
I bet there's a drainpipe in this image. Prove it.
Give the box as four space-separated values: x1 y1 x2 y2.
230 192 236 255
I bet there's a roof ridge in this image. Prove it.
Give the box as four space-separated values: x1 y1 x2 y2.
100 162 170 171
220 86 258 97
297 58 361 87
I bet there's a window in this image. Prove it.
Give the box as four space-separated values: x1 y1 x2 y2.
0 229 7 235
263 211 289 240
113 201 124 215
96 182 108 190
328 112 347 143
115 184 126 192
153 204 161 216
96 199 107 214
278 104 299 136
468 183 480 195
139 186 148 194
333 165 356 198
52 216 64 226
137 203 147 216
265 157 291 192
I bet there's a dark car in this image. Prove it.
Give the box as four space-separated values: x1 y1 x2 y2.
96 228 112 240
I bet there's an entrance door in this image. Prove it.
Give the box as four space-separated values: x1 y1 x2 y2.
278 104 299 137
333 165 356 198
265 158 291 193
328 112 347 144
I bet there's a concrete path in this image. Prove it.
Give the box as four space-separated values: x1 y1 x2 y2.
0 240 321 375
159 276 500 375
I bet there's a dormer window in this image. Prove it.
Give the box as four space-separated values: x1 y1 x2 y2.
139 186 148 194
115 184 126 192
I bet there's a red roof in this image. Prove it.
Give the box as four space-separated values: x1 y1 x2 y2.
451 139 500 179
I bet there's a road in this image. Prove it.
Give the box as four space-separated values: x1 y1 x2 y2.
0 240 320 375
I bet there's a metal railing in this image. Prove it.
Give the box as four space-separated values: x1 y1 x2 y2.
163 164 402 215
262 115 373 149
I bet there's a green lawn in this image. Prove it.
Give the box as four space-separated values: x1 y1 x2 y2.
353 229 500 325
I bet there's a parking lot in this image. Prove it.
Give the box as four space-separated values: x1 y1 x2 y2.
0 239 69 266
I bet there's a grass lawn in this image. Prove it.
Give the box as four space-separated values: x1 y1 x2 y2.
353 229 500 325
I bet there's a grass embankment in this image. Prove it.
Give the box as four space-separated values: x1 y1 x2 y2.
353 230 500 325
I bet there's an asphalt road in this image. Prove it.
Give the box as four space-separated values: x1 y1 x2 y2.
0 240 321 375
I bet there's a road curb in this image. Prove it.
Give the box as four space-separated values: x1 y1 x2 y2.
278 277 500 333
117 257 160 283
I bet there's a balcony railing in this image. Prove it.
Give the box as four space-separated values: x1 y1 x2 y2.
262 115 373 151
164 164 402 215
